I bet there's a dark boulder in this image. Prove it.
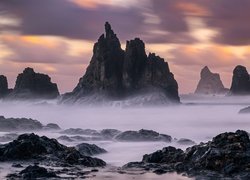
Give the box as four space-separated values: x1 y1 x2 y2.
230 65 250 95
115 129 172 142
62 22 179 104
76 143 107 156
9 67 59 99
19 165 57 179
0 133 106 167
0 116 43 131
195 66 228 95
124 130 250 178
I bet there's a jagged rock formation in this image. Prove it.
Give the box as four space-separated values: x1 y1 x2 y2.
124 130 250 178
8 67 59 99
230 65 250 95
0 133 106 167
0 75 12 97
195 66 228 95
62 22 179 104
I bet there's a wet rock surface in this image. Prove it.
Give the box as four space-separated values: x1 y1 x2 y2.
124 130 250 178
195 66 228 95
230 65 250 95
115 129 172 142
76 143 107 156
8 67 59 99
62 22 179 104
0 133 106 167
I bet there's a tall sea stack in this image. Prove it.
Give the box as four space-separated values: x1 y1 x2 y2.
62 22 179 104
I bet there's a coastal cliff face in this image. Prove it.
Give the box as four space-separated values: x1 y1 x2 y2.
230 65 250 95
62 22 179 104
195 66 228 95
8 67 59 99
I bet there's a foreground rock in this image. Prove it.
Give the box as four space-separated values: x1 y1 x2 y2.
7 165 58 179
124 130 250 178
230 65 250 95
115 129 172 142
76 143 107 156
0 133 106 167
62 22 179 105
195 66 228 95
8 67 59 99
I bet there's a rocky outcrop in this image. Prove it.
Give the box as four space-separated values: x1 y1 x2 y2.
76 143 107 156
0 116 60 132
230 65 250 95
195 66 228 95
0 133 106 167
7 165 58 179
0 75 12 97
8 67 59 99
124 130 250 178
62 22 179 104
114 129 172 142
0 116 43 131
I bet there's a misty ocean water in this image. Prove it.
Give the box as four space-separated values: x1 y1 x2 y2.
0 95 250 179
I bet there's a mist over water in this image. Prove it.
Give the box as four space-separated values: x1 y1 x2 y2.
0 95 250 178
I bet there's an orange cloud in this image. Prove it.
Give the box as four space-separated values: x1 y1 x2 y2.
175 2 210 17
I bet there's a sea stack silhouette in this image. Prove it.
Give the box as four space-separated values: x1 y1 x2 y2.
7 67 59 99
62 22 179 104
230 65 250 95
195 66 228 95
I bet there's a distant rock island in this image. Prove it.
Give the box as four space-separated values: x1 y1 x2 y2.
195 66 228 95
6 67 59 99
230 65 250 95
0 75 12 98
62 22 179 104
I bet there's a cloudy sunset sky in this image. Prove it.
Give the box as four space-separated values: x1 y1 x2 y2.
1 0 250 94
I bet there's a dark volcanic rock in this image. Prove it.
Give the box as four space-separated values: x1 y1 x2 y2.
76 143 107 156
0 75 12 97
62 22 179 104
19 165 57 179
115 129 172 142
230 65 250 95
195 66 228 95
0 116 43 131
124 130 250 178
0 133 106 167
8 67 59 99
239 106 250 114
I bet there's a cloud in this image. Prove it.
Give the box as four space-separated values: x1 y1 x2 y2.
0 0 145 41
1 35 90 64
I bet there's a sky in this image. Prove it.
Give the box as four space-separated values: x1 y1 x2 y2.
1 0 250 94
